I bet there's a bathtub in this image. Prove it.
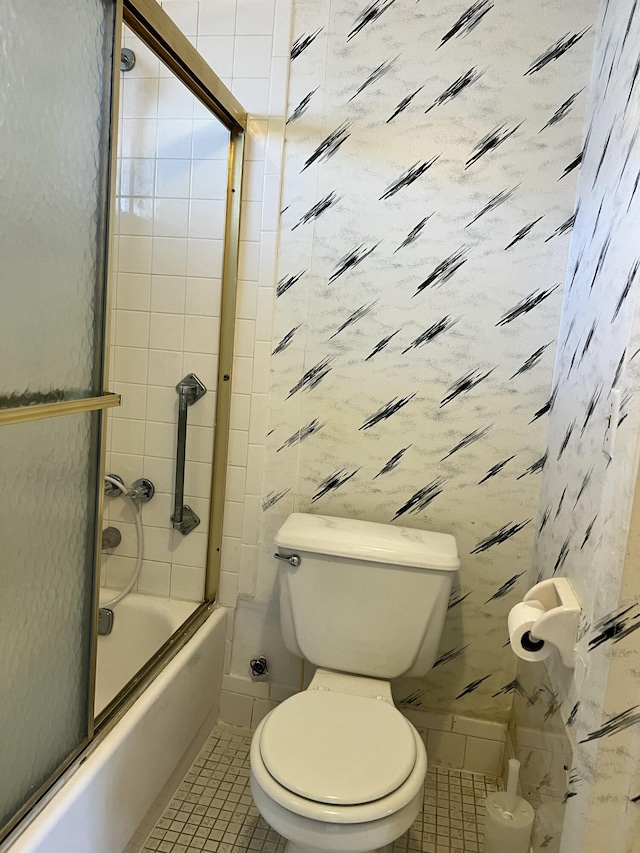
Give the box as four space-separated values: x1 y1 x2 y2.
95 591 200 715
7 592 227 853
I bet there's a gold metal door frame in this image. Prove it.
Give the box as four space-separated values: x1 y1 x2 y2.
122 0 246 602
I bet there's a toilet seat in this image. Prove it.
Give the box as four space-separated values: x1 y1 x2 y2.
259 689 416 805
251 713 427 826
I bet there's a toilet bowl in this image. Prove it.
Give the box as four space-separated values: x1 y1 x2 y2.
250 670 427 853
248 512 459 853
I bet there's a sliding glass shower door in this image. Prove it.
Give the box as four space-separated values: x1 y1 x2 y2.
1 0 245 842
0 0 119 838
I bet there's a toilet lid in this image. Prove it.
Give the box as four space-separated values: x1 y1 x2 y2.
259 690 417 805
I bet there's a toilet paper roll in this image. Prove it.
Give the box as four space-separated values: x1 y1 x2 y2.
508 600 552 662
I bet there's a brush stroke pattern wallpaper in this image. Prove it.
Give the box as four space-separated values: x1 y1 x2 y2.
516 0 640 850
231 0 600 720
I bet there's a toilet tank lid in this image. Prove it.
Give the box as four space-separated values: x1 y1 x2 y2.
275 513 460 571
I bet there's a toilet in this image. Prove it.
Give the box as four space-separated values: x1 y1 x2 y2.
249 512 460 853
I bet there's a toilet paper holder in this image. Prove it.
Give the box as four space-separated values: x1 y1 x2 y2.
518 577 581 668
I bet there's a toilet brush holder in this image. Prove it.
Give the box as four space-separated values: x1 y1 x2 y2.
484 760 534 853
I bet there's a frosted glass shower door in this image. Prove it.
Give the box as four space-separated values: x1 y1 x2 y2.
0 0 117 839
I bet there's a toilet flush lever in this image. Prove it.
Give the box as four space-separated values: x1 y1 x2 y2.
274 553 301 567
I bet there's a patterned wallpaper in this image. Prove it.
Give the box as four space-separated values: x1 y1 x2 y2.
230 0 600 717
512 0 640 850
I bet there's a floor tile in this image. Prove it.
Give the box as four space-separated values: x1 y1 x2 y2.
139 723 500 853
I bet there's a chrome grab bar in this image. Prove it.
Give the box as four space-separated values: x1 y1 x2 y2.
171 373 207 535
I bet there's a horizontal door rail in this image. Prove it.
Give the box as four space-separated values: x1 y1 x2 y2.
123 0 247 131
0 392 121 427
0 389 67 408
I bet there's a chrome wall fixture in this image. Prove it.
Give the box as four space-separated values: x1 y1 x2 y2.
250 656 269 678
120 47 136 71
129 478 155 502
104 474 155 502
171 373 207 535
101 527 122 550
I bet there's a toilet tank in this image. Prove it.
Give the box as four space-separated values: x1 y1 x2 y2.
274 513 460 680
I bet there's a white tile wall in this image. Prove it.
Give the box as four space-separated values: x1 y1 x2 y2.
103 0 292 608
218 690 254 728
426 730 467 770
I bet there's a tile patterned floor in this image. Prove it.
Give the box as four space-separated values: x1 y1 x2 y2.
139 724 499 853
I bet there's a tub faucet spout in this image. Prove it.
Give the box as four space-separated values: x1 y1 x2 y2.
98 608 114 636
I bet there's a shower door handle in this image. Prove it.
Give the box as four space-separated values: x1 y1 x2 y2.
171 373 207 535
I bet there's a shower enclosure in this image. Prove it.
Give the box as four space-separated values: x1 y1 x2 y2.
0 0 245 845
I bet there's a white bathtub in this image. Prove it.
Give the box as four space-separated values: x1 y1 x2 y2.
95 591 200 715
8 593 227 853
